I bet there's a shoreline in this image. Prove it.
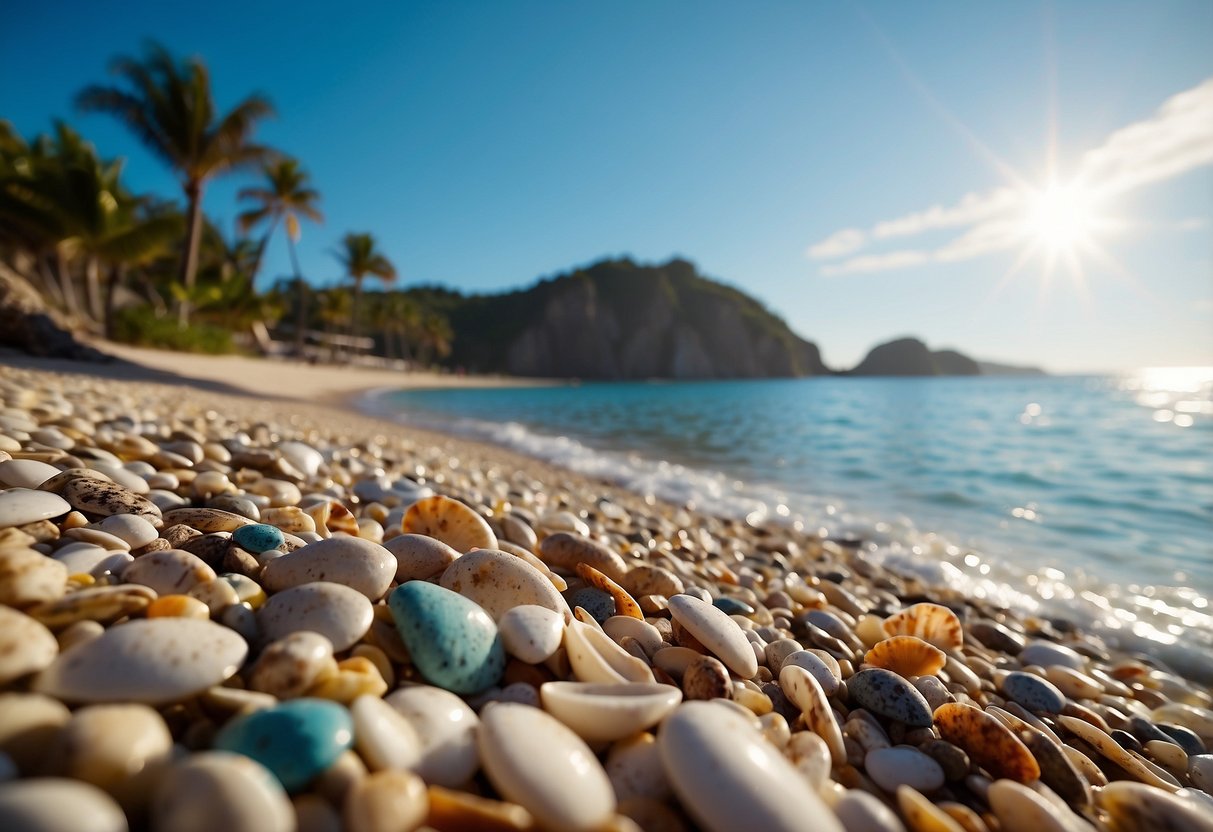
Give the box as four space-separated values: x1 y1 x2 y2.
3 346 1211 683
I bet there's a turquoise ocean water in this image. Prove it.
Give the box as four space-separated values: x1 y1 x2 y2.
366 370 1213 676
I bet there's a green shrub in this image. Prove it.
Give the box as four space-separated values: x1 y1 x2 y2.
111 306 237 354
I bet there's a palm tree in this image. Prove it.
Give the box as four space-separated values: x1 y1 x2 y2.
238 159 322 352
76 41 275 326
334 232 396 345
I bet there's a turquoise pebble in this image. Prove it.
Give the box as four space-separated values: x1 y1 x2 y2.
231 523 285 554
213 698 353 792
565 587 616 624
388 581 505 694
713 597 755 616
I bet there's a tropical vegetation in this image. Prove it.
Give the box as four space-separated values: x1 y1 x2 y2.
1 40 454 366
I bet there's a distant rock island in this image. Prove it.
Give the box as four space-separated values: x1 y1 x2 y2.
402 258 1045 379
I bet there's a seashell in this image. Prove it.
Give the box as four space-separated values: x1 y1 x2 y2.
933 703 1040 783
26 584 156 629
479 702 616 832
603 616 665 658
402 495 497 553
779 664 846 764
566 617 654 684
541 681 682 742
576 562 643 619
667 594 758 679
1098 780 1213 832
849 668 934 728
864 635 947 677
658 700 845 832
882 603 963 651
1058 715 1180 791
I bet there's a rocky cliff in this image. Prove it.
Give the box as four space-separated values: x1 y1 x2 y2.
436 259 828 379
849 337 981 376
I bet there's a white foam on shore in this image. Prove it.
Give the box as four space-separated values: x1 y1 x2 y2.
361 390 1213 681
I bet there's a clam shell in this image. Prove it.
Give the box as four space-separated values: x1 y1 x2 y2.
882 603 963 651
864 635 946 677
402 495 497 553
540 681 682 742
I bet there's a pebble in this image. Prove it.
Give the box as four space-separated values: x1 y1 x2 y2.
0 605 58 685
384 685 480 787
262 537 396 601
231 523 286 554
1018 641 1085 669
121 549 216 595
848 668 934 728
151 751 295 832
381 533 460 581
214 698 354 792
539 532 630 582
439 547 569 620
257 581 373 651
60 476 161 520
0 459 60 489
34 618 247 704
349 694 422 772
658 700 844 832
498 604 565 664
1098 780 1213 832
779 664 847 764
667 593 759 679
0 778 129 832
343 769 428 832
1002 670 1067 713
865 746 945 794
479 701 616 832
0 488 70 528
249 631 338 699
541 681 682 742
46 703 172 809
934 702 1041 783
388 581 505 694
831 790 908 832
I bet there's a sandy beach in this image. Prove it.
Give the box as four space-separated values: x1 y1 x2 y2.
1 348 1211 831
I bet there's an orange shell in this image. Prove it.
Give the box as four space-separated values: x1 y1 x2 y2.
934 702 1041 783
402 495 498 553
864 635 947 677
883 602 964 651
575 562 643 619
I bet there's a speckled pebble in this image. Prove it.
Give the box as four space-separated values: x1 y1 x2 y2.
848 668 934 728
257 581 373 651
1002 671 1067 713
232 523 286 554
388 581 505 694
214 698 354 792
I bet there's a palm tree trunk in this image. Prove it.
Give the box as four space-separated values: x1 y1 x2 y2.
289 235 306 356
177 180 204 328
35 253 67 310
54 248 81 318
350 276 364 359
85 256 103 324
104 264 124 339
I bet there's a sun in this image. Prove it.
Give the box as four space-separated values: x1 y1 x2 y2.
1023 181 1096 253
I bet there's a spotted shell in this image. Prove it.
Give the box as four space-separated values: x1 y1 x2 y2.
864 636 947 677
933 702 1040 783
883 603 963 651
402 495 497 553
575 563 642 620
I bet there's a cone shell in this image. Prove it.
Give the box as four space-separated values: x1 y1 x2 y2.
864 636 947 677
402 495 498 553
933 702 1040 783
883 603 963 651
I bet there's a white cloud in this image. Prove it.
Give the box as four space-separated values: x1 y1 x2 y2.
807 228 866 259
808 76 1213 276
822 249 930 276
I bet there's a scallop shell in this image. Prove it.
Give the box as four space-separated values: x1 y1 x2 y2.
402 495 497 553
575 563 642 620
933 703 1041 783
864 636 947 677
882 603 963 651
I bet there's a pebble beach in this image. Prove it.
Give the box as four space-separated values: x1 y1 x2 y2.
0 355 1212 832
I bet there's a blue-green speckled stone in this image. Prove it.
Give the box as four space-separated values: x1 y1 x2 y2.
388 581 506 694
231 523 285 554
564 587 616 624
713 597 755 616
213 698 353 792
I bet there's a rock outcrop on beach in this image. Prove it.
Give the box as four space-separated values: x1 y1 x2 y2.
423 258 828 379
849 337 981 376
0 264 108 362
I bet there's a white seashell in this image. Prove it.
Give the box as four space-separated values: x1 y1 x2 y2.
479 701 615 832
540 682 682 743
659 700 844 832
667 594 759 679
566 618 654 684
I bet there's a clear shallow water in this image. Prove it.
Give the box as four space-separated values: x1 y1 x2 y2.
367 370 1213 677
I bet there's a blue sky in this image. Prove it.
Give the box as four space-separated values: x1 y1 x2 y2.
3 1 1211 371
